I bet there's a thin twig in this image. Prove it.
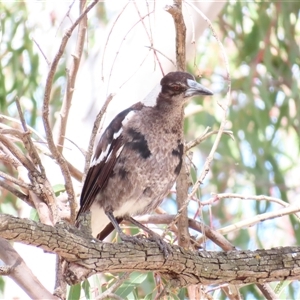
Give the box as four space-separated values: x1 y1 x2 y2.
135 214 233 250
133 2 164 75
83 93 114 182
106 10 154 94
0 114 47 144
203 193 296 209
96 273 130 300
0 170 31 190
0 151 21 169
42 0 99 224
0 131 58 223
101 2 130 81
0 180 30 205
55 0 76 35
15 97 46 176
0 134 36 173
118 51 151 89
145 46 176 67
32 38 50 66
213 202 300 238
186 129 234 151
0 238 58 299
56 0 88 154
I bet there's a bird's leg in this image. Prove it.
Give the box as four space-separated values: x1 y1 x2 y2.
125 216 172 258
105 211 147 246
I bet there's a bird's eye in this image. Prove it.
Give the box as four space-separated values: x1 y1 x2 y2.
172 85 180 91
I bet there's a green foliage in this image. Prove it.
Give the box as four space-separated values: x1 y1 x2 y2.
0 2 39 126
189 1 300 298
1 1 300 299
68 283 81 300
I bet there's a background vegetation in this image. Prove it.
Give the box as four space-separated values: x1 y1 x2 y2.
0 1 299 299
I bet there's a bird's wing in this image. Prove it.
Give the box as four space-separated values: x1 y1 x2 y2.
77 102 144 219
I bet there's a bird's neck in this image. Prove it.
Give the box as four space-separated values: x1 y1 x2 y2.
147 102 185 141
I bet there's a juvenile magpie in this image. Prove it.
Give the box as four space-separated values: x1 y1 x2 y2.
76 71 213 256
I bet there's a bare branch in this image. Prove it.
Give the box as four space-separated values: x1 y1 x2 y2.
215 202 300 238
32 37 50 66
1 214 300 287
42 0 99 223
0 180 30 205
135 214 234 250
0 114 47 144
186 129 234 151
0 237 58 300
203 192 299 216
83 93 114 181
165 1 186 71
96 273 130 300
101 2 130 81
133 2 164 75
145 45 176 67
29 191 54 226
106 10 154 93
0 147 22 169
56 0 88 154
0 134 36 172
165 0 190 253
0 130 58 224
165 4 232 242
15 97 46 177
0 170 31 190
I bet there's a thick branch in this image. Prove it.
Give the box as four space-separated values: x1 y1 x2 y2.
165 1 186 71
165 0 190 252
1 214 300 286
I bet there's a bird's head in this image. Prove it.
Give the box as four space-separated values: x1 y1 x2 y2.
142 71 213 108
160 71 213 101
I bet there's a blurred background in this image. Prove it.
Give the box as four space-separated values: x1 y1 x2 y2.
0 1 300 299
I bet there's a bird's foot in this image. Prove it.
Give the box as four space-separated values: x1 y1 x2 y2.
119 232 172 258
147 233 173 258
119 232 147 247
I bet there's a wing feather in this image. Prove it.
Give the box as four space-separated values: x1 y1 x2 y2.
76 102 144 221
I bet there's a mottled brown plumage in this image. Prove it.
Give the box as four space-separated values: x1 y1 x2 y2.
77 71 213 256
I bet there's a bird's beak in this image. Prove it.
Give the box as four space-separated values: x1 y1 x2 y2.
185 79 213 97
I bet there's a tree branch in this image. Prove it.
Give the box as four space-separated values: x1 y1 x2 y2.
0 237 58 299
1 214 299 287
56 0 88 155
83 93 114 181
165 0 190 258
42 0 99 224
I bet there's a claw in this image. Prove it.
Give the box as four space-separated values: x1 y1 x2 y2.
119 231 171 258
148 234 172 258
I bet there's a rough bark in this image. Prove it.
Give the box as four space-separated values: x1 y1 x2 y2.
1 214 299 287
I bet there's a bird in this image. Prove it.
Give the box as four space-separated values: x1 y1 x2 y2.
76 71 213 256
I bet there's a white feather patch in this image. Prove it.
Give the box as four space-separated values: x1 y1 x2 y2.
113 128 122 139
122 111 136 126
90 203 110 237
90 145 110 167
116 145 124 158
142 83 160 107
90 199 147 238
